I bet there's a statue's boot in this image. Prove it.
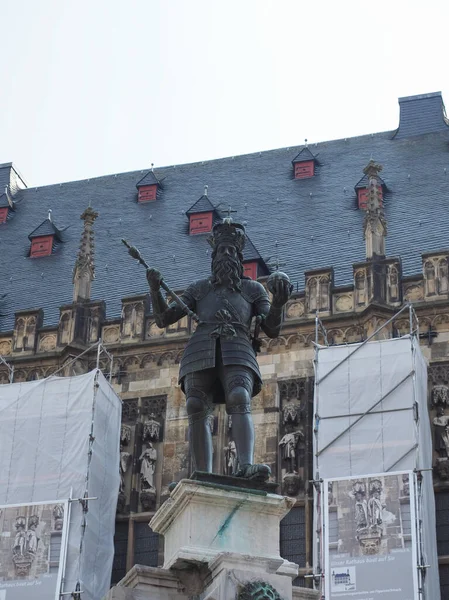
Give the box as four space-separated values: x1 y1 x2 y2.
235 463 271 482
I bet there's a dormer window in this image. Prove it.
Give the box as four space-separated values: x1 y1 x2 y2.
355 173 385 210
190 212 213 235
30 236 53 258
28 211 64 258
242 236 269 280
292 147 317 180
0 189 14 224
186 186 217 235
138 184 158 203
243 261 258 280
136 167 161 203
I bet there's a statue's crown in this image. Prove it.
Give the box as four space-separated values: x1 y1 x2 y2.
207 219 246 252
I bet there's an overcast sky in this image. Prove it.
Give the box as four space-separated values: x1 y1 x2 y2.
1 0 448 187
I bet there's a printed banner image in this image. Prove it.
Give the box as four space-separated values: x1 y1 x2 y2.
0 500 68 600
324 472 418 600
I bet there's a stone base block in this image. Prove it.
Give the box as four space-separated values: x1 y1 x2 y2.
150 478 296 571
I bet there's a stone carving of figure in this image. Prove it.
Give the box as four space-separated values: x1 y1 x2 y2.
53 504 64 531
145 218 292 481
279 430 303 473
139 444 157 491
224 440 238 476
26 517 39 554
354 491 368 531
13 517 26 556
433 407 449 458
120 446 132 493
368 491 383 527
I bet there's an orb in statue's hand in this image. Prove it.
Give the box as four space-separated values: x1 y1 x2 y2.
267 271 293 307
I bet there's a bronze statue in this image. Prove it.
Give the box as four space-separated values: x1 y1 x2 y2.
126 219 292 481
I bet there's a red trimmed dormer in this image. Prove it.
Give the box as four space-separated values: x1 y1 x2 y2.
243 261 258 280
30 235 53 258
0 189 14 223
28 211 63 258
355 172 385 210
190 212 213 235
292 146 317 180
136 167 160 203
186 186 217 235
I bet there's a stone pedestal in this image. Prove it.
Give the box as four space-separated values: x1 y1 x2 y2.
150 478 297 572
105 478 319 600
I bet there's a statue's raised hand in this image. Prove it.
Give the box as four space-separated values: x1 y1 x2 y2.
146 268 163 292
267 271 293 308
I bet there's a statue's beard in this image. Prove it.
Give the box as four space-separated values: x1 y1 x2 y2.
211 255 243 291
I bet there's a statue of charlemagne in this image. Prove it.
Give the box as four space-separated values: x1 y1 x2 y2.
146 219 292 481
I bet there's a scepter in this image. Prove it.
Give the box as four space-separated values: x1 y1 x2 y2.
121 239 199 323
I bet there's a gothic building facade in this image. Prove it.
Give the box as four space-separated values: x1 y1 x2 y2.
1 91 449 593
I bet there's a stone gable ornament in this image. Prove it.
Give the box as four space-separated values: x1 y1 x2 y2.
123 216 293 482
143 415 161 442
238 581 283 600
53 504 64 531
433 385 449 406
282 402 303 427
121 424 132 445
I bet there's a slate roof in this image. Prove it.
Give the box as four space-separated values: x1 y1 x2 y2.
1 92 449 331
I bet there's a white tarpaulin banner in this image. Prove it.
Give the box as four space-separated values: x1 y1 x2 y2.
324 472 418 600
314 336 440 599
0 370 121 600
0 500 69 600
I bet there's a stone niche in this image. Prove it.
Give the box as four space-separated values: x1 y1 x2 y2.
422 252 449 300
385 259 402 306
86 301 106 343
305 268 333 315
120 295 150 342
353 264 371 310
58 306 76 346
12 309 43 352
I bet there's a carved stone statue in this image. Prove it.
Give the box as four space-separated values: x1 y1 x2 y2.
13 517 27 556
120 445 132 494
12 515 39 577
224 440 238 476
433 406 449 458
26 516 39 554
352 482 368 531
53 504 64 531
139 444 157 491
146 219 292 481
279 430 303 473
368 481 383 527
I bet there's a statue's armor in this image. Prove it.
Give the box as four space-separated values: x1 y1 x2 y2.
174 277 271 400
